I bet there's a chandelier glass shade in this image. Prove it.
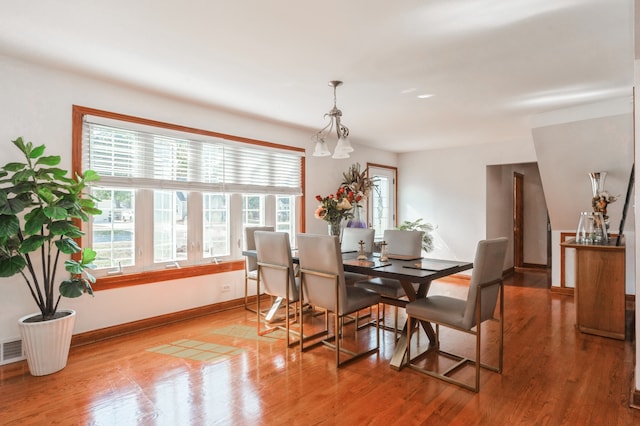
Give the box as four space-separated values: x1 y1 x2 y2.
312 80 354 159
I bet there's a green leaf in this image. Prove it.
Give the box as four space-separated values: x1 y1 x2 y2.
44 206 68 220
10 181 35 196
0 215 20 238
35 167 66 180
59 278 87 298
84 270 96 285
0 196 28 215
81 169 101 182
11 137 27 154
0 255 27 277
36 155 61 166
29 145 46 159
37 186 54 204
49 220 77 236
3 162 27 172
11 169 34 184
82 206 102 216
23 208 48 235
19 235 46 253
81 247 97 264
55 237 81 254
64 259 86 275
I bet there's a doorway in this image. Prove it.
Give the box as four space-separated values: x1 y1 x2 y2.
487 163 549 270
514 172 524 268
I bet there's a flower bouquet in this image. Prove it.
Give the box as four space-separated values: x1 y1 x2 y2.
315 187 356 236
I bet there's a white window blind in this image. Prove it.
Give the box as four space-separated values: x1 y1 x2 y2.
82 117 303 195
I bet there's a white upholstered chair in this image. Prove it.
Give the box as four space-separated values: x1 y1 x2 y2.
243 226 274 313
405 237 508 392
355 229 424 333
340 227 375 285
254 231 300 346
341 227 375 253
297 233 380 367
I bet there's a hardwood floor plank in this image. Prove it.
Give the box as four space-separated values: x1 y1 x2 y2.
1 270 639 425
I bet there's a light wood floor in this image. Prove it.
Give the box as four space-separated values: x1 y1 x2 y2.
1 270 639 425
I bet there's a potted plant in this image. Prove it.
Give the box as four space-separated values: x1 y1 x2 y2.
0 137 100 375
398 218 435 253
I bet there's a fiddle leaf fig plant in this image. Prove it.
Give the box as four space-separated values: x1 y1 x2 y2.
0 137 101 321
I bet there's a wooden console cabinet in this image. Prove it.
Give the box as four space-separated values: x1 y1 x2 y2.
561 239 625 340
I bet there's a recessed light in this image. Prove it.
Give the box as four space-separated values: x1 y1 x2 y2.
417 94 434 99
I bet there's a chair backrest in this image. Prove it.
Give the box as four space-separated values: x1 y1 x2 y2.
244 226 275 272
462 237 508 329
254 231 298 300
383 229 424 257
297 233 348 313
341 227 375 253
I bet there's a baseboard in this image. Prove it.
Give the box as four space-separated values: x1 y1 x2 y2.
70 295 264 348
521 263 548 270
550 286 574 296
631 388 640 410
626 294 636 311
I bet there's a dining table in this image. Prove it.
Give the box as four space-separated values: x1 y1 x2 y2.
242 248 473 370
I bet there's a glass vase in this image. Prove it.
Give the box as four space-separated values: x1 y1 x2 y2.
328 222 341 237
589 172 607 197
576 211 607 244
346 204 367 228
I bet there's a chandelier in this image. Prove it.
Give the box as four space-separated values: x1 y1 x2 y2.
312 80 353 159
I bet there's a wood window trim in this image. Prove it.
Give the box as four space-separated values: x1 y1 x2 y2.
94 260 245 291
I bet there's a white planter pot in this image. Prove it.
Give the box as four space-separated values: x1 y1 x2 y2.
18 309 76 376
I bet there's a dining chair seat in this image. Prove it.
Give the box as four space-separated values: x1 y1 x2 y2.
405 296 467 328
354 229 424 334
405 237 508 392
297 233 380 367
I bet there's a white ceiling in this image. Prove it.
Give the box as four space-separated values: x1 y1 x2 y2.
0 0 634 153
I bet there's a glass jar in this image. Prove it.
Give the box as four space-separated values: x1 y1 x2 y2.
576 211 607 244
328 222 341 237
379 240 389 262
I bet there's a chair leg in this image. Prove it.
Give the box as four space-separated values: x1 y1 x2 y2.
244 276 256 313
394 305 399 340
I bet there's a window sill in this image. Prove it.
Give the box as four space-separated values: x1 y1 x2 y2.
94 260 245 291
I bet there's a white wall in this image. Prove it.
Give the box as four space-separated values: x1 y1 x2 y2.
531 104 635 293
398 139 538 268
0 54 397 341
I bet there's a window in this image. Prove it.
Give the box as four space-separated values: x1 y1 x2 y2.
368 164 397 239
73 106 304 281
276 195 295 236
154 190 188 263
242 195 264 226
203 193 229 259
92 188 135 269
